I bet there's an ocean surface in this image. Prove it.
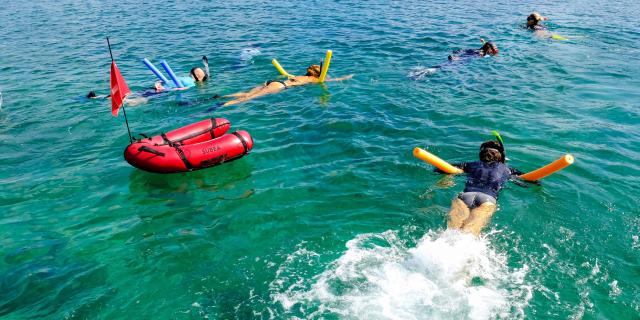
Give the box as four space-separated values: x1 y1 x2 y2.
1 0 639 319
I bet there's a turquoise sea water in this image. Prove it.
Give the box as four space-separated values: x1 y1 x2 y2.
1 0 639 318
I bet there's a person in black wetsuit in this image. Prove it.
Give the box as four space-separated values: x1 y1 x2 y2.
442 140 524 236
447 40 499 61
408 40 498 80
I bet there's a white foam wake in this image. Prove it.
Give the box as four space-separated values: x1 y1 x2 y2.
271 229 531 320
408 66 439 80
239 47 261 62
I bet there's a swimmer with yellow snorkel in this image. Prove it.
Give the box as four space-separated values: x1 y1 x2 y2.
221 64 353 106
526 12 567 40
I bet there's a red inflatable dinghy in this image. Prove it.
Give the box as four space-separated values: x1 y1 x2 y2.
124 118 253 173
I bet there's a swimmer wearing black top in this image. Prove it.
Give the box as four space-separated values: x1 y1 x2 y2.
440 140 527 236
448 40 499 61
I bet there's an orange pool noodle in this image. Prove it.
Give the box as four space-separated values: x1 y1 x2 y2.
519 154 574 181
413 147 463 174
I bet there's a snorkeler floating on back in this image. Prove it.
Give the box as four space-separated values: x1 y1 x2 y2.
87 81 189 106
408 39 498 80
87 57 210 105
220 64 353 106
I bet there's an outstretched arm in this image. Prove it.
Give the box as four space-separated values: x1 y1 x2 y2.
325 74 354 82
509 167 540 186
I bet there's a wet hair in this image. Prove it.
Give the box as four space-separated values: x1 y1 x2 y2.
87 91 97 98
479 140 504 163
481 42 498 55
479 148 502 163
305 64 321 77
527 12 542 23
190 67 208 81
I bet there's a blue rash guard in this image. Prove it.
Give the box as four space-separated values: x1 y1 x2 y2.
452 161 523 199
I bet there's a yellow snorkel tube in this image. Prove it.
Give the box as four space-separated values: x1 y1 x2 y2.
318 50 332 82
272 50 333 80
272 59 293 78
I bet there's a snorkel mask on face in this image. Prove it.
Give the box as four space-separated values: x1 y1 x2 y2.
189 56 210 82
480 139 506 163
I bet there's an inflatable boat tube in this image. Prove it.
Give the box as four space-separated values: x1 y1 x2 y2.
160 60 184 88
143 58 170 84
519 154 574 181
123 118 254 173
319 50 333 82
136 118 231 146
272 59 293 77
413 147 463 174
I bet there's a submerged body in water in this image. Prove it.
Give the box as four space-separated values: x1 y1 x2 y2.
409 40 499 80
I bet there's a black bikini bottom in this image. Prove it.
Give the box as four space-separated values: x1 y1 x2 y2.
265 80 287 89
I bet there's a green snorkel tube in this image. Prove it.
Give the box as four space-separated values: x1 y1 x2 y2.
491 130 507 163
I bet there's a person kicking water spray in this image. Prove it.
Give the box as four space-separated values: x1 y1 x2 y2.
415 132 574 236
432 133 536 236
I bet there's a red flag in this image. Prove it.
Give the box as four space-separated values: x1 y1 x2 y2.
110 60 131 117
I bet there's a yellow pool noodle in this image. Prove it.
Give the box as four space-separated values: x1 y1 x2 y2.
413 147 464 174
551 34 568 40
272 59 293 77
318 50 333 82
519 154 574 181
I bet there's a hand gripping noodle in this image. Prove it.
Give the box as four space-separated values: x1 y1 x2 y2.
318 50 332 82
272 59 293 77
142 58 170 84
413 147 463 174
160 60 184 88
519 154 574 181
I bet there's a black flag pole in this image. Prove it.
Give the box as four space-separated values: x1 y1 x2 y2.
107 37 133 143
